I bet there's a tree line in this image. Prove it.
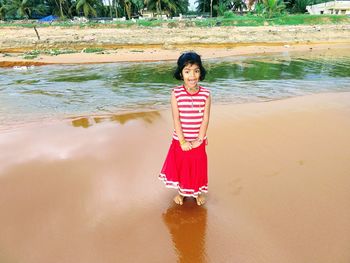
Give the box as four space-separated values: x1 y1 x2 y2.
196 0 335 18
0 0 189 20
0 0 335 20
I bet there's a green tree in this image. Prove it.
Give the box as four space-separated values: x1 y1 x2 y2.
45 0 73 18
57 0 65 17
167 0 188 16
196 0 231 16
195 0 210 12
214 1 227 16
75 0 103 17
287 0 311 13
256 0 285 17
4 0 46 19
112 0 121 17
231 0 247 14
115 0 143 19
144 0 187 17
123 0 132 18
0 0 6 20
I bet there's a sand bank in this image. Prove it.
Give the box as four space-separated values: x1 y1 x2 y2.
1 42 350 67
0 92 350 263
1 24 350 66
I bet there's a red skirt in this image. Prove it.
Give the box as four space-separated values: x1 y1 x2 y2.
159 139 208 197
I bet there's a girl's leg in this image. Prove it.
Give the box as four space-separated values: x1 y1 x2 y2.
196 194 206 206
173 194 184 205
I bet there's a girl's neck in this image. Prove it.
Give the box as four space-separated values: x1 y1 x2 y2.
184 84 199 93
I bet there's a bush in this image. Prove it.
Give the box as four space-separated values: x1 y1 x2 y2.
255 0 286 18
224 11 236 18
291 0 311 13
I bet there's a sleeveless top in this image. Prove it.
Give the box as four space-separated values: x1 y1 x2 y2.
172 85 210 141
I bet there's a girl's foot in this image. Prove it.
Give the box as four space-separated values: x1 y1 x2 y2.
196 195 206 206
173 194 184 205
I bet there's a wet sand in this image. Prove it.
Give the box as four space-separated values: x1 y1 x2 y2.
1 92 350 262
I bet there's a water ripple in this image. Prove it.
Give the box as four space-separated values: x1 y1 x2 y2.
1 49 350 126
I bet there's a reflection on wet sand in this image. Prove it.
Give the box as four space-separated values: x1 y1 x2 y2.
70 111 161 128
163 200 207 263
1 93 350 263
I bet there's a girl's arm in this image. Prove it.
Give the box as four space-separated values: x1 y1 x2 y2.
171 90 192 151
193 94 211 147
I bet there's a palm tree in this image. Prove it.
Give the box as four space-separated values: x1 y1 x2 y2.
144 0 164 17
107 0 113 17
45 0 68 18
75 0 101 17
261 0 285 17
162 0 187 16
144 0 187 17
231 0 247 14
172 0 188 15
0 0 6 20
247 0 256 10
195 0 209 12
4 0 46 19
123 0 132 18
4 0 28 18
289 0 311 13
118 0 138 19
196 0 227 16
58 0 64 17
112 0 120 17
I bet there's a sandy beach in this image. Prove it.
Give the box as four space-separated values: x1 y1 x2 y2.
1 22 350 262
1 24 350 66
0 92 350 263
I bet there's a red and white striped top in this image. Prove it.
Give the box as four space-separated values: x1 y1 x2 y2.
172 85 210 141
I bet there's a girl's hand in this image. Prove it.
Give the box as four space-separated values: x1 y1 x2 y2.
191 138 203 149
180 141 192 151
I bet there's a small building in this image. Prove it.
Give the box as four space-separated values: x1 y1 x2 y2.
306 0 350 15
101 0 112 6
139 9 170 19
140 9 154 19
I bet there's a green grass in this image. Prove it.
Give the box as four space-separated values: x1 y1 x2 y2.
44 49 76 55
267 14 350 25
23 50 40 59
194 14 350 27
82 47 105 53
22 49 77 59
1 14 349 29
23 54 39 59
194 15 265 27
16 47 107 60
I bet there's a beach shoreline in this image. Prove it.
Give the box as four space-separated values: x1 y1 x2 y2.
1 42 349 67
1 24 350 66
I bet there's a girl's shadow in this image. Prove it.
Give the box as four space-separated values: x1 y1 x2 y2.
162 199 208 263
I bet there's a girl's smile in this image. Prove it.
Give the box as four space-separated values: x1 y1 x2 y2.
182 64 201 91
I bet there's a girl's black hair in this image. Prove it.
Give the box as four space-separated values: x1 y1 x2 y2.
174 52 206 81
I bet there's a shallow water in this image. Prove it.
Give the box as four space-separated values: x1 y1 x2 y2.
1 94 350 263
1 49 350 127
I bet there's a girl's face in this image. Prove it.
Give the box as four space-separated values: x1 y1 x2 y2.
182 63 201 89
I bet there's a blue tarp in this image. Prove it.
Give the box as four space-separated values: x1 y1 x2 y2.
39 15 58 22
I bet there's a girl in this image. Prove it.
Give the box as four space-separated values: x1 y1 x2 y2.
159 52 211 206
